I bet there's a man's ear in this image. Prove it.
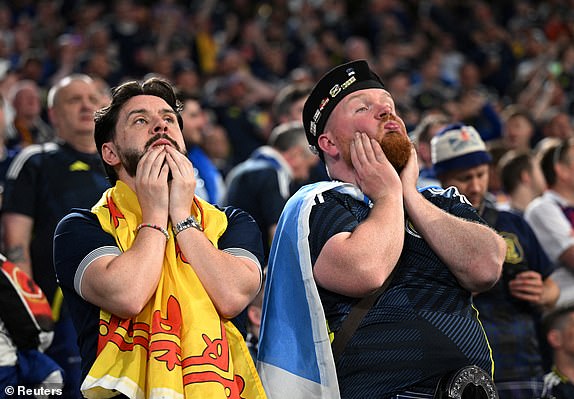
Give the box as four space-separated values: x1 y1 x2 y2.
418 141 431 164
247 304 262 327
47 108 57 127
555 160 572 180
317 132 339 158
520 169 531 184
547 329 561 349
101 142 120 167
281 146 299 164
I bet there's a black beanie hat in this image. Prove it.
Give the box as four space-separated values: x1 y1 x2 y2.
302 59 385 153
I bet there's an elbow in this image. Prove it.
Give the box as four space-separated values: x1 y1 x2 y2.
339 268 394 298
472 238 505 293
218 306 243 320
361 256 400 295
315 256 396 297
342 252 400 296
110 294 150 319
113 306 142 320
216 283 261 319
214 285 263 319
494 234 507 280
119 304 146 319
472 265 501 293
358 272 391 296
216 295 252 320
217 264 263 318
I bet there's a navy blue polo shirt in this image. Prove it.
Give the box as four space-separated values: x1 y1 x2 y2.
2 141 110 301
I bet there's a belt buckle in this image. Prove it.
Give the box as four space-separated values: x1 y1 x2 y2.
439 365 499 399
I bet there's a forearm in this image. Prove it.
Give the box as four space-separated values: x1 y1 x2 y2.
2 213 33 276
404 190 504 292
175 226 261 318
83 229 166 318
5 244 31 275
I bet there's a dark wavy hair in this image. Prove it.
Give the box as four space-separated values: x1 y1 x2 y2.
94 77 183 185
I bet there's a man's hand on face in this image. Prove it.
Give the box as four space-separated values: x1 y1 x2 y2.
351 132 402 203
399 146 420 195
135 145 170 225
164 145 197 223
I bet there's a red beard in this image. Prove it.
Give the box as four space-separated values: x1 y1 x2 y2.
380 131 412 173
341 120 412 172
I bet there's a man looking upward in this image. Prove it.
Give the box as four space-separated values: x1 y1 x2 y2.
257 60 506 399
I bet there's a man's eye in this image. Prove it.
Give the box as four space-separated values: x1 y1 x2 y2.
356 106 368 113
165 116 176 123
134 118 146 124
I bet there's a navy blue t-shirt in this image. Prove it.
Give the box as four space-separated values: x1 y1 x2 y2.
53 205 264 381
2 142 110 301
476 203 555 382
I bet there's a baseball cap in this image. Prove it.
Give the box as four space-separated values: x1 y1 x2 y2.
302 59 385 153
431 123 492 176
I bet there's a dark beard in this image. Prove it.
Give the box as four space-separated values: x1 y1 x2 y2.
380 131 412 173
120 149 141 178
119 133 183 178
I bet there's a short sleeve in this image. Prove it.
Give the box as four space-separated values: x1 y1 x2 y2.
53 210 118 298
219 206 264 274
308 190 365 265
421 186 485 223
2 150 40 216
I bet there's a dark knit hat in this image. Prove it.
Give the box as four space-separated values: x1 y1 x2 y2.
431 123 492 176
302 60 385 153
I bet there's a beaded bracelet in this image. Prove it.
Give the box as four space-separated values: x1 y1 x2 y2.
136 223 170 241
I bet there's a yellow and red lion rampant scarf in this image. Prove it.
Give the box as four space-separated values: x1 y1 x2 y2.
82 181 266 399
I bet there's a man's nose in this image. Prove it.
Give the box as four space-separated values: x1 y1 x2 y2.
374 104 392 120
469 177 483 193
153 119 169 133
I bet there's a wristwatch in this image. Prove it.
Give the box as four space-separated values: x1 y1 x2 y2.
173 215 203 236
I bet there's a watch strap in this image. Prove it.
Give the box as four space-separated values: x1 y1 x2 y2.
173 215 203 236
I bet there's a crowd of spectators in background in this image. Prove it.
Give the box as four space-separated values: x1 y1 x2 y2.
0 0 573 170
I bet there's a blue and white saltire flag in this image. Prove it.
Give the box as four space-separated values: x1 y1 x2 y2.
257 181 369 399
